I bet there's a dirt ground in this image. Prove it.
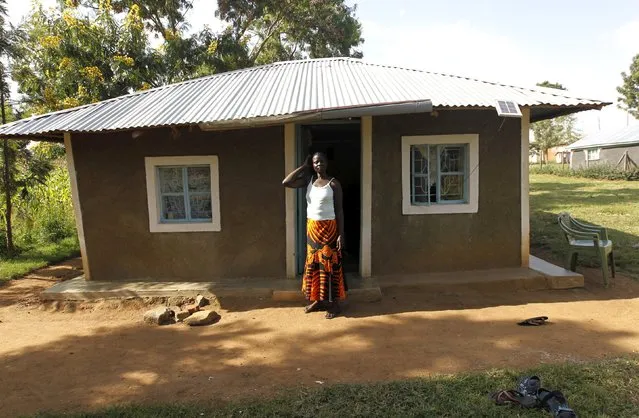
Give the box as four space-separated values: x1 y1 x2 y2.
1 258 639 417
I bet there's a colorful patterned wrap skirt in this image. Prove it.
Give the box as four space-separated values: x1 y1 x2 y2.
302 219 347 302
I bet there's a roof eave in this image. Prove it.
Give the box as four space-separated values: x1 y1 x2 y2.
530 103 611 123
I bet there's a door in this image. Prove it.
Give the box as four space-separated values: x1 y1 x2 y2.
295 122 362 275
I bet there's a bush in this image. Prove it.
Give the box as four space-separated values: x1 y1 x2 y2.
12 164 76 246
530 163 639 181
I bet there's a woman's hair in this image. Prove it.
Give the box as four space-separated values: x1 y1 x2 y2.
312 151 327 160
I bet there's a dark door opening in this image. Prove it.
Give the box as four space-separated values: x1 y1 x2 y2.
296 122 362 275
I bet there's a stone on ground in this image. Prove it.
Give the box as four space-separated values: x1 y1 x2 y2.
183 310 220 326
175 309 192 322
185 304 200 315
143 307 175 325
196 294 209 308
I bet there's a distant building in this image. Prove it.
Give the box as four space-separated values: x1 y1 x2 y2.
568 124 639 169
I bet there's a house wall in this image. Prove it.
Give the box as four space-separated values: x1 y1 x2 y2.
571 145 639 169
371 110 522 275
72 126 286 281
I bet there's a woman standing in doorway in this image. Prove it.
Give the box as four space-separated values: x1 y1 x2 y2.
282 152 347 319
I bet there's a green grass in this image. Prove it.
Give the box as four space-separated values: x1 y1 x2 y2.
0 237 80 282
35 357 639 417
530 173 639 278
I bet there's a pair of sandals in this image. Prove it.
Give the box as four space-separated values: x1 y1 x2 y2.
517 316 548 326
491 375 576 418
304 300 341 319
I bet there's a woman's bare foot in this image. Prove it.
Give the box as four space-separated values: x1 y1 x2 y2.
304 301 319 314
325 302 341 319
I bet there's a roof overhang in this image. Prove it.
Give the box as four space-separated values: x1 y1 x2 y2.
529 103 611 123
0 101 610 142
198 100 433 131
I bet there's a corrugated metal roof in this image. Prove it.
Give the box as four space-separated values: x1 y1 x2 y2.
0 57 609 139
567 123 639 150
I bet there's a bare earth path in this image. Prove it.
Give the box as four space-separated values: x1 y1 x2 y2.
1 258 639 416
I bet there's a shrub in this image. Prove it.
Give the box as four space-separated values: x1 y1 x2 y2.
13 164 76 246
530 163 639 181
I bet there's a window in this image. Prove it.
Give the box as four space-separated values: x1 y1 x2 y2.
145 156 221 232
586 148 600 161
402 134 479 215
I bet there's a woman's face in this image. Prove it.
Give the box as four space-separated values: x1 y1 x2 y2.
312 153 327 174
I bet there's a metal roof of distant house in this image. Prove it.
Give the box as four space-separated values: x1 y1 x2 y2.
567 123 639 150
0 57 610 140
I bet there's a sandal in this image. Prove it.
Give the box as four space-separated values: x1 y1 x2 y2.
517 316 548 326
490 390 524 406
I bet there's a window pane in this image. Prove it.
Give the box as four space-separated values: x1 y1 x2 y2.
411 145 429 174
187 166 211 192
190 194 212 219
158 167 184 193
162 195 186 220
440 175 465 201
411 145 432 204
412 176 430 204
440 146 465 173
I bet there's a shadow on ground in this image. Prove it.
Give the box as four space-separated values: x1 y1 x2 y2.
1 305 638 416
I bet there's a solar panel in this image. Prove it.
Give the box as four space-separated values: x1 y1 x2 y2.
495 100 522 117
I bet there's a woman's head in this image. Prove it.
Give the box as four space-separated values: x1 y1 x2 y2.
312 152 328 175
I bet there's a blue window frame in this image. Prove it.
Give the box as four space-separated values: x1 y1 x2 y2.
157 165 212 223
410 144 469 205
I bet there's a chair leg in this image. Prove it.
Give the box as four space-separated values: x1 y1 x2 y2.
609 252 616 278
600 250 609 288
567 251 578 272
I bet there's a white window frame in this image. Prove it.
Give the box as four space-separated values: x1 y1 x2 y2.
145 155 221 233
401 134 479 215
585 148 600 161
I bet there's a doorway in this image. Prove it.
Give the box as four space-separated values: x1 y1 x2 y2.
296 121 362 275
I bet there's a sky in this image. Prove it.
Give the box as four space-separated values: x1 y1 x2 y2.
6 0 639 139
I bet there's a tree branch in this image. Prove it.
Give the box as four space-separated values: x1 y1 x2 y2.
249 14 285 64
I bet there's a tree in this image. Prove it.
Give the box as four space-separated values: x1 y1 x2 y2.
215 0 363 67
530 81 581 166
14 0 364 114
12 2 152 114
0 0 16 254
617 54 639 119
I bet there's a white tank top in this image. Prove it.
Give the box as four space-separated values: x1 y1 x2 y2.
306 178 336 220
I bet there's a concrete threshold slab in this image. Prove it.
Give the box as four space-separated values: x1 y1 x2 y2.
273 278 382 303
41 256 580 302
376 267 551 292
529 255 584 289
41 275 383 302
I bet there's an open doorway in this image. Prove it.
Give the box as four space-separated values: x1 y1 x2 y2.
296 121 362 275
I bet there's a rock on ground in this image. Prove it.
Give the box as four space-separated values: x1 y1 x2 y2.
196 294 210 308
183 310 220 326
143 307 175 325
175 309 192 322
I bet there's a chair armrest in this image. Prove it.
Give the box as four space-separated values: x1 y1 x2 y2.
570 218 609 240
560 224 601 243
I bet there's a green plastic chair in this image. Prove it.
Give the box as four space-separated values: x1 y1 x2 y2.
557 212 615 287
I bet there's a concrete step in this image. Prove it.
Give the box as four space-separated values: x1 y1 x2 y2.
40 257 582 302
273 277 382 303
529 256 584 289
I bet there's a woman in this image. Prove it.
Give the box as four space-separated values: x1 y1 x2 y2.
282 152 347 319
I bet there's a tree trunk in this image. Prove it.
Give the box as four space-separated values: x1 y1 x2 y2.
1 87 13 256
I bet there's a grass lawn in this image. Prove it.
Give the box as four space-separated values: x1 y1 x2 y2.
36 357 639 417
0 237 80 282
530 173 639 278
